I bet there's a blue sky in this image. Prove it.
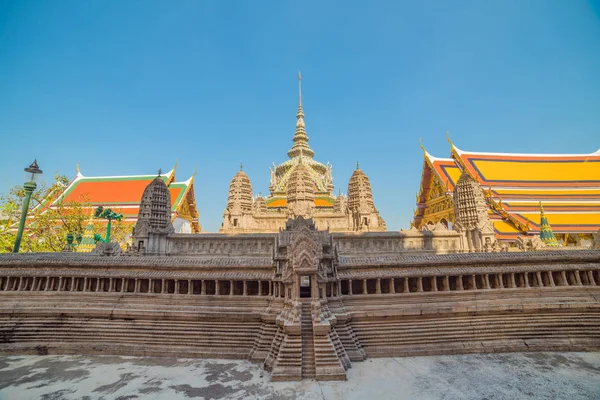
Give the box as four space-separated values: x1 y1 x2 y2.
1 1 599 232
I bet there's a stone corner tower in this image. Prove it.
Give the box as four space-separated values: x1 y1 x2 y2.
453 171 495 252
133 174 175 254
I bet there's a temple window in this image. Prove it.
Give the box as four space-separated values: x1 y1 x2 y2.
393 278 403 293
219 280 231 295
191 280 201 294
366 279 377 294
247 281 259 295
408 277 418 293
381 279 390 294
349 280 360 295
436 276 445 291
205 280 216 295
422 277 432 292
341 280 350 295
165 280 175 294
178 280 189 294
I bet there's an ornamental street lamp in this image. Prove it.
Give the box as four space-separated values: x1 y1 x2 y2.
13 160 43 253
93 206 123 243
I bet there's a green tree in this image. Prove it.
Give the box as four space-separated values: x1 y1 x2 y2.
0 173 130 253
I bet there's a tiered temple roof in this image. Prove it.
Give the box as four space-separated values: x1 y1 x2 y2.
51 165 201 233
415 138 600 243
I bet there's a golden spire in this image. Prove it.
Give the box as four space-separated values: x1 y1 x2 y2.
287 71 314 159
298 71 303 108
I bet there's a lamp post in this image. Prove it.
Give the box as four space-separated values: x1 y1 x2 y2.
13 160 43 253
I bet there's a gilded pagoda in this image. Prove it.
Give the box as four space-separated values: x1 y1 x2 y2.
220 74 386 233
413 135 600 246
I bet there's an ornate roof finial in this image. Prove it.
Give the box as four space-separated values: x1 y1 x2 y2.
446 130 455 151
240 162 244 171
75 161 81 174
539 201 559 247
158 168 162 177
356 161 360 170
287 72 314 159
298 71 302 107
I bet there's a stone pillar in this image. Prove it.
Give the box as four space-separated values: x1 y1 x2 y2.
30 277 37 291
432 276 438 291
188 280 192 295
108 278 114 292
201 280 206 295
484 274 490 289
561 271 568 286
161 279 166 294
362 279 367 295
83 277 89 292
497 274 504 289
587 270 596 285
312 275 319 299
135 278 140 293
175 280 180 294
215 280 220 295
457 276 464 290
243 281 248 296
348 280 353 295
536 272 543 287
58 277 64 291
258 281 262 296
524 273 530 288
16 277 24 291
403 278 409 293
510 273 516 288
43 277 49 291
390 278 396 294
471 274 476 290
444 276 450 291
230 280 234 296
547 272 555 287
417 277 423 292
376 278 381 294
575 271 582 286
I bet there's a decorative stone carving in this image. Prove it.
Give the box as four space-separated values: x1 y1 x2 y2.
516 235 546 251
593 228 600 250
91 241 122 256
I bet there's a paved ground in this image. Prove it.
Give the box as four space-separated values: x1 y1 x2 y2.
0 352 598 399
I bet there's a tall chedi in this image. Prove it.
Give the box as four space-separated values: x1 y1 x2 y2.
219 74 386 233
539 202 559 247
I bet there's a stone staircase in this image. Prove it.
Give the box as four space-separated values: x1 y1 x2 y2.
301 302 316 379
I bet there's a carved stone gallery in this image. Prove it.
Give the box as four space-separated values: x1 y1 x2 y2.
0 172 599 381
1 77 599 382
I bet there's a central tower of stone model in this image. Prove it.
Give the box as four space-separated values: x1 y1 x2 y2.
220 74 386 233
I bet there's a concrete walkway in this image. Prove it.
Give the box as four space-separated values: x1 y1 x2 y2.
0 352 598 399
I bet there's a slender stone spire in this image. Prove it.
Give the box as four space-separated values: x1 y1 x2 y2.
539 202 559 247
287 72 315 159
